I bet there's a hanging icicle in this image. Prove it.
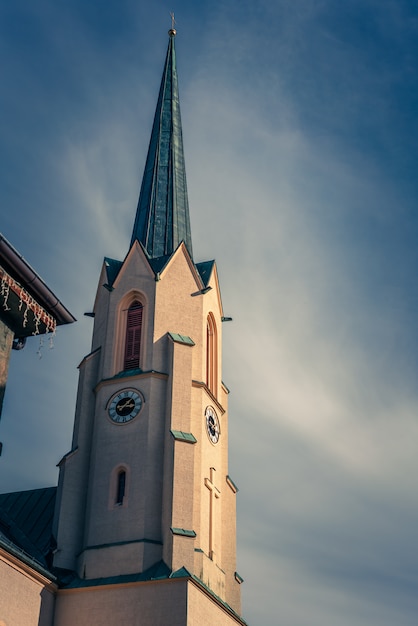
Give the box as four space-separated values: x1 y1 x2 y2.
33 308 42 335
1 276 11 311
37 336 44 359
46 319 56 350
23 302 29 328
0 266 57 336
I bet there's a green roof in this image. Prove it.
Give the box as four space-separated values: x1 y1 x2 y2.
171 430 197 444
196 260 215 287
0 486 56 569
169 566 249 625
60 559 171 589
168 332 195 346
104 257 123 287
103 253 216 291
171 527 196 538
130 31 193 260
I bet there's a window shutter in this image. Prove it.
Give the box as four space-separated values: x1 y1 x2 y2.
124 302 143 370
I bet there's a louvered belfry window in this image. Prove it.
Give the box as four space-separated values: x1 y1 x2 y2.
124 301 143 370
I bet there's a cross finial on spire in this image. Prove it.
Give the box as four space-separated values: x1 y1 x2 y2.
169 12 176 36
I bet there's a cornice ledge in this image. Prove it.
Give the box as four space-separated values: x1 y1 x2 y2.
191 380 225 414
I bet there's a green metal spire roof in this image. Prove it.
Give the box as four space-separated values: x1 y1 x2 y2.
130 29 193 259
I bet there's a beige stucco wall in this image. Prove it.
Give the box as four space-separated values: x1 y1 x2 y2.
54 577 245 626
54 578 188 626
0 550 55 626
0 552 245 626
53 243 242 613
187 580 246 626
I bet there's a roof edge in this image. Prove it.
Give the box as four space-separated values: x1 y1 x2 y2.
0 234 76 326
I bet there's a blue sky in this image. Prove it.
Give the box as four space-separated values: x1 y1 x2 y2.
1 1 418 625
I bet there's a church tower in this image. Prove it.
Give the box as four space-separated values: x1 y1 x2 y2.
52 28 245 625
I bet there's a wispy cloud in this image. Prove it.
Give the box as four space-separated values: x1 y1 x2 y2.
1 2 418 625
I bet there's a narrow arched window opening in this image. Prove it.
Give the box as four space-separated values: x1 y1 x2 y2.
124 301 143 370
116 470 126 505
206 314 217 396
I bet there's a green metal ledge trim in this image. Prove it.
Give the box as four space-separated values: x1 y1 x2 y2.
81 537 162 553
58 559 171 589
170 527 196 538
102 369 167 382
0 535 57 583
170 430 197 444
170 566 249 625
168 332 195 346
226 475 239 493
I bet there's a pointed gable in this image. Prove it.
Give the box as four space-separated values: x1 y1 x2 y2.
196 260 215 287
104 257 123 289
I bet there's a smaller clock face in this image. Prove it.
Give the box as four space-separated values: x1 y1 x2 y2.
205 406 220 444
108 389 143 423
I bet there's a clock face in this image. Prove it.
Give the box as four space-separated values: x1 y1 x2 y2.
108 389 143 423
205 406 220 444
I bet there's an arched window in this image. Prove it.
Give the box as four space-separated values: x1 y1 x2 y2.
116 469 126 505
124 301 143 370
206 313 217 396
109 465 130 509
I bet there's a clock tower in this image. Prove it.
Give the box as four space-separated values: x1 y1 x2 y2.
52 28 245 625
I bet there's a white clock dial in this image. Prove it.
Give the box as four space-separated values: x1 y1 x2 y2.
205 406 220 444
108 389 143 423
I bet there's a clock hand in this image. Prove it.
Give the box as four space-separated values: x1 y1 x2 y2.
119 399 135 409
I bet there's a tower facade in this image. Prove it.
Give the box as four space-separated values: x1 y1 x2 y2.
52 30 245 625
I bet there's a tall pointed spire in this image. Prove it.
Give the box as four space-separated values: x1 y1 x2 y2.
130 28 193 259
